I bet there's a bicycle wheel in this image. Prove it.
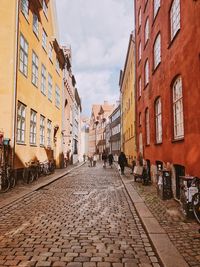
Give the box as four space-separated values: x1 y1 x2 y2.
28 170 34 184
0 174 10 193
192 193 200 224
10 172 16 188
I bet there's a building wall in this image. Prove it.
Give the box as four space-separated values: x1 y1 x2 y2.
0 0 18 147
135 0 200 178
14 1 63 168
120 34 137 165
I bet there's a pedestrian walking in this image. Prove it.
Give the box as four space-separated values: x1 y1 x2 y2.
93 153 97 167
118 151 127 175
108 153 114 168
131 156 136 174
102 150 107 168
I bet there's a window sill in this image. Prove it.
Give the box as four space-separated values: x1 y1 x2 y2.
144 39 149 50
41 91 46 96
152 62 161 75
155 141 162 145
33 31 39 41
145 144 150 147
144 82 149 90
168 29 180 49
21 12 29 23
32 82 38 88
16 142 26 146
42 46 47 54
152 8 160 26
40 144 45 148
30 144 37 147
19 70 28 79
172 137 184 143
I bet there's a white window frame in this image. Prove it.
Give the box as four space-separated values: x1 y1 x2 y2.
154 34 161 69
43 0 48 18
41 64 46 95
145 17 149 44
17 102 26 143
55 85 60 108
47 119 52 147
145 108 150 145
32 51 39 86
19 34 28 76
21 0 29 19
155 97 162 143
48 43 53 62
33 13 39 37
48 73 53 101
154 0 160 18
56 58 60 73
170 0 180 40
145 59 149 86
30 110 37 145
42 29 47 51
173 77 184 139
40 115 45 146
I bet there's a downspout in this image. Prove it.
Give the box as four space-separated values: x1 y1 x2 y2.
12 0 20 169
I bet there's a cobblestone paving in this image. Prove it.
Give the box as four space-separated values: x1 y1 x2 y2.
129 176 200 267
0 163 162 267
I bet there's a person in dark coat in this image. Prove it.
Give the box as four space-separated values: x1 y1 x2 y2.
108 153 114 168
102 150 108 168
118 151 127 175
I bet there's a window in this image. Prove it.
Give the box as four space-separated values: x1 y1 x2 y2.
55 85 60 108
49 43 53 61
56 58 60 73
47 120 52 147
138 41 142 62
170 0 180 40
41 64 46 94
33 13 39 37
32 51 38 86
155 97 162 143
21 0 29 19
154 0 160 18
154 34 161 69
48 73 53 101
173 77 184 139
43 0 48 17
17 102 26 143
30 110 37 145
145 108 150 145
42 29 47 50
19 34 28 76
138 77 142 97
145 18 149 44
40 115 45 146
144 59 149 86
138 8 142 28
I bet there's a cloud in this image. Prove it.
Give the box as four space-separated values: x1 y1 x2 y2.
55 0 134 116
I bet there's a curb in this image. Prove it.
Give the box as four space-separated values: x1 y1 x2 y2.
0 162 85 210
115 164 189 267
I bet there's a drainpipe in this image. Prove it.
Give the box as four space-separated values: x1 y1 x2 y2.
12 1 20 169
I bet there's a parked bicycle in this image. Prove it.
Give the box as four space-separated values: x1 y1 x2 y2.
191 177 200 224
23 161 39 184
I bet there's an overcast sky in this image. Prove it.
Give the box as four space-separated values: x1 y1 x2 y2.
55 0 134 116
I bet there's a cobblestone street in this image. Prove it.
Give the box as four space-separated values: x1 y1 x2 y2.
0 163 162 267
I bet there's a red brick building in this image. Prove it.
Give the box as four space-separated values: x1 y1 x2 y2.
135 0 200 198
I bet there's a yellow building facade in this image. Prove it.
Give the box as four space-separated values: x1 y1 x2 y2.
119 34 137 165
0 0 64 170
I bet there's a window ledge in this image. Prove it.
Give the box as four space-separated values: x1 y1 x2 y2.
40 144 45 148
30 144 37 147
168 29 180 49
16 142 26 146
155 141 162 145
19 70 28 79
172 137 184 143
152 62 161 75
152 8 160 26
144 83 149 90
145 144 150 147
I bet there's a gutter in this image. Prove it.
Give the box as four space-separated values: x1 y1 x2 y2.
12 1 20 168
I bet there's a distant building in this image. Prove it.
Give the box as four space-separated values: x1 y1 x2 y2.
80 117 89 161
134 0 200 197
89 101 115 156
109 104 121 157
119 33 137 165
